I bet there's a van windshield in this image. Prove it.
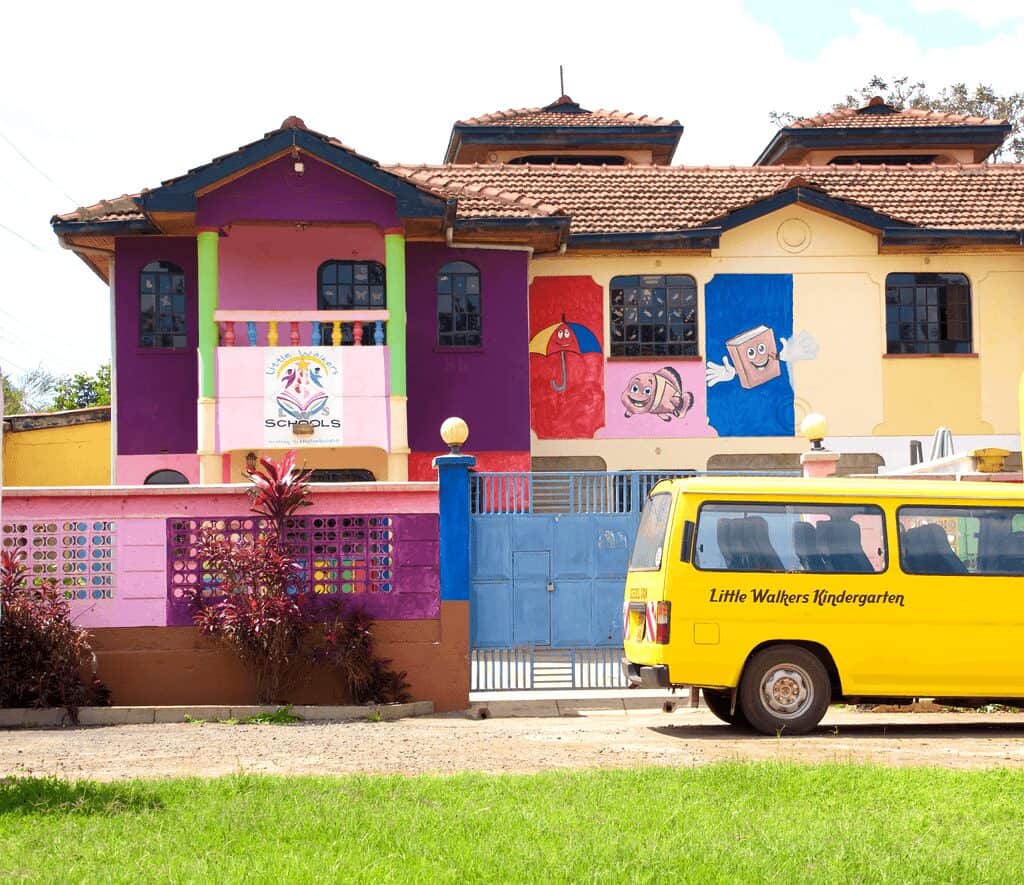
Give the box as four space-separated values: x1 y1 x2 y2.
630 493 673 570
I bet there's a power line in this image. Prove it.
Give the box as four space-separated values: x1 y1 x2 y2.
0 221 45 252
0 131 79 206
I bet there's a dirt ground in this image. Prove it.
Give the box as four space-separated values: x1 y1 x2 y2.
4 706 1024 781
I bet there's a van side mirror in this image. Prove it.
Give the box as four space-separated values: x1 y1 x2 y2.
681 520 695 563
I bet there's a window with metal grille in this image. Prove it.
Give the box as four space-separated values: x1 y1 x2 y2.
885 273 972 354
139 261 186 349
437 261 481 348
610 274 698 357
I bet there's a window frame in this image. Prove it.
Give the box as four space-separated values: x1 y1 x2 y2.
884 272 973 355
609 273 699 360
896 504 1024 577
629 492 675 572
692 499 889 576
143 469 189 485
316 260 387 311
138 260 187 351
436 261 482 350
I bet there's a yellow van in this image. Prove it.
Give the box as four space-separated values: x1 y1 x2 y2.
622 475 1024 734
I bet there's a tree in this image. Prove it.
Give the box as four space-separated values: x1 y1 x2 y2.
1 367 59 415
51 364 111 411
770 76 1024 162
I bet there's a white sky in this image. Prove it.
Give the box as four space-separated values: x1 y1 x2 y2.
2 0 1023 381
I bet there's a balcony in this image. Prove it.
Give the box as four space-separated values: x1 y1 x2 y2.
214 309 392 453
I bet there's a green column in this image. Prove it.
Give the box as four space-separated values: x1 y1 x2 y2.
385 231 407 397
197 230 219 398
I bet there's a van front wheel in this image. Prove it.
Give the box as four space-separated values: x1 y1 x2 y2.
739 645 831 735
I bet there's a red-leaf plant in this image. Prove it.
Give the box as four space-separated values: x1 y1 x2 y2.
313 608 411 705
187 451 315 704
245 450 313 539
0 549 110 721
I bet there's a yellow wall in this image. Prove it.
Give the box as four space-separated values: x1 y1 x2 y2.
3 420 111 486
225 446 393 482
527 203 1024 470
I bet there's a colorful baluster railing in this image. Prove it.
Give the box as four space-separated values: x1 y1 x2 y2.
246 322 258 346
289 321 300 345
267 321 279 346
353 321 363 346
311 321 321 346
223 322 235 346
374 320 384 345
332 320 342 347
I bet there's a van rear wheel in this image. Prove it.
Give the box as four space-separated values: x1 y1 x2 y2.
739 645 831 736
702 689 749 727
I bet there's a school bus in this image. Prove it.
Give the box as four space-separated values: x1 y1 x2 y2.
622 476 1024 734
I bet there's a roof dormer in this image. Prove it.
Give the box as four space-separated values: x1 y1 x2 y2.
445 95 683 166
755 96 1011 166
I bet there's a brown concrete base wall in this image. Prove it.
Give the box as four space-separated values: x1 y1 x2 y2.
89 602 469 713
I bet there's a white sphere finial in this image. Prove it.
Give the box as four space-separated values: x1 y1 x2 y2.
440 417 469 453
800 412 828 450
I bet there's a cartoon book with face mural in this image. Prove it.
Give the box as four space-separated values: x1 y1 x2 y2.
725 325 781 389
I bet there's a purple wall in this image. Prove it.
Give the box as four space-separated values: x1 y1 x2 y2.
196 155 402 229
406 244 531 452
114 236 198 455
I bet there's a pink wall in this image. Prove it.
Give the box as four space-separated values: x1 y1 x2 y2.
116 454 200 485
216 347 391 451
597 361 716 439
218 224 385 311
3 483 439 629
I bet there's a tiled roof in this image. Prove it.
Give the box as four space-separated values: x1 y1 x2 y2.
789 100 1006 130
54 194 144 223
457 95 679 128
389 162 1024 233
398 170 566 219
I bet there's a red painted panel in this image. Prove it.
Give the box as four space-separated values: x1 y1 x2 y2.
408 451 531 482
528 276 605 440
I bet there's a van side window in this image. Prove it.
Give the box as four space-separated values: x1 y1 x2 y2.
898 506 1024 576
631 493 673 570
694 502 887 574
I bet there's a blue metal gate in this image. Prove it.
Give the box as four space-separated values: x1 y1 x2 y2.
469 471 682 690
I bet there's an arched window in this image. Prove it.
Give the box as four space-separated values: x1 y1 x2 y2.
144 469 189 485
139 261 186 349
885 273 972 354
437 261 481 348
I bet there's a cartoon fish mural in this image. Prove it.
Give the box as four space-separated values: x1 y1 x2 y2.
621 366 694 422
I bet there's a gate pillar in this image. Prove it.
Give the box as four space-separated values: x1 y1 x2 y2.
434 419 476 708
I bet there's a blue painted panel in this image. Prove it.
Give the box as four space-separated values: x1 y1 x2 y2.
512 517 553 551
593 516 634 578
591 580 627 647
471 518 511 581
705 274 795 437
513 550 550 646
551 580 592 646
470 581 513 647
552 517 591 580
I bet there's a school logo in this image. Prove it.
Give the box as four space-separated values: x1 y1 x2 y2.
263 349 343 447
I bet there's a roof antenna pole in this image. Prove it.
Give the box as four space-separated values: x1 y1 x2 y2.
559 64 565 97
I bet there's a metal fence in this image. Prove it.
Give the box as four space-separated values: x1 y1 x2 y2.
471 646 628 691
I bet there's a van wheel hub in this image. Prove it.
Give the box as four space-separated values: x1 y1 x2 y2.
760 666 811 717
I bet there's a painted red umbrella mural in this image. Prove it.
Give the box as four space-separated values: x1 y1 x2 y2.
528 314 603 392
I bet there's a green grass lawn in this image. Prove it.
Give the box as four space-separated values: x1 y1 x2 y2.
3 764 1024 882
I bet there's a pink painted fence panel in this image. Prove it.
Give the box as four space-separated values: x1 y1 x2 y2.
1 483 439 629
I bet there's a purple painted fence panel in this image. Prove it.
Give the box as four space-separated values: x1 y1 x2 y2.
166 513 439 626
